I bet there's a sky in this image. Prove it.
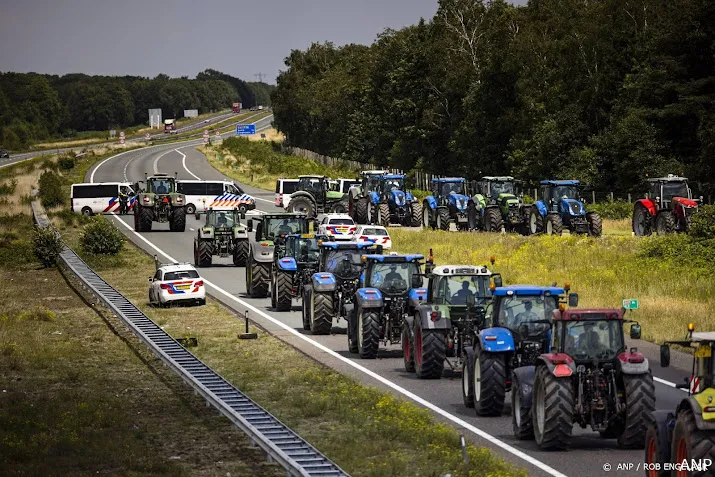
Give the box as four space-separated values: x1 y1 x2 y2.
0 0 527 84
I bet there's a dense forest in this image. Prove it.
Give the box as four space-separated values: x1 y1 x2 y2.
271 0 715 195
0 69 275 150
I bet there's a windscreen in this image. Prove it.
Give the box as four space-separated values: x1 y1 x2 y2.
490 181 515 197
368 262 420 295
209 211 237 228
324 250 362 279
164 270 200 280
564 320 624 361
549 185 579 201
662 182 689 201
497 295 556 336
290 237 320 262
265 217 304 238
382 178 404 194
440 182 465 196
149 178 174 194
434 275 489 305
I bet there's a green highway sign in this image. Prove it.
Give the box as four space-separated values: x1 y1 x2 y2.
622 299 639 310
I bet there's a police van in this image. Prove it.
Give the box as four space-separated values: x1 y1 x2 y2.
71 182 136 216
176 180 255 215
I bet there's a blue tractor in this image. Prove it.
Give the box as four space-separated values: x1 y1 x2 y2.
466 284 578 416
366 174 422 227
529 180 602 236
302 241 383 335
271 233 328 312
348 253 433 359
422 177 477 231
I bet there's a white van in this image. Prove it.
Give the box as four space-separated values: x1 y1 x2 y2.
71 182 136 216
275 179 300 208
176 180 255 215
337 178 360 194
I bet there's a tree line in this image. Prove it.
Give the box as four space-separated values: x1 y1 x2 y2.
271 0 715 195
0 69 275 150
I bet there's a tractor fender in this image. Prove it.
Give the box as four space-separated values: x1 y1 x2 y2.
355 287 383 308
287 191 315 208
171 195 186 207
250 241 274 263
406 191 415 202
635 198 657 216
649 410 675 463
534 201 548 217
198 227 214 239
678 395 715 431
617 351 650 374
478 327 515 352
369 191 381 205
415 304 451 330
139 195 155 207
536 353 576 376
276 257 298 271
408 288 428 308
512 366 536 409
311 272 337 292
424 195 437 210
233 227 249 240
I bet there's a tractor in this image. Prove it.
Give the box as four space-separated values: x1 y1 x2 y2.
193 207 249 267
633 174 701 236
271 233 328 312
348 170 388 224
284 175 349 217
403 255 503 381
245 213 315 298
302 241 383 335
467 284 578 417
422 177 477 231
348 253 433 359
529 180 602 236
646 324 715 476
367 174 422 227
133 172 187 232
473 176 531 235
512 306 654 450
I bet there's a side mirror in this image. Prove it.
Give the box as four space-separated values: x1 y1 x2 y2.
411 275 423 289
660 344 670 368
568 293 579 307
630 324 642 340
240 211 246 220
493 275 503 288
148 277 153 282
247 222 253 232
350 255 363 265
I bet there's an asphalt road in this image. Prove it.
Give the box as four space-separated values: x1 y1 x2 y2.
86 122 694 477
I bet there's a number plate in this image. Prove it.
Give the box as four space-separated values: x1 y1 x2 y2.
301 234 315 238
176 285 191 290
695 345 712 358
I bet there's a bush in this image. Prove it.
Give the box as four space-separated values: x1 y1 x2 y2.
0 179 17 196
639 234 715 269
38 170 64 207
32 225 64 267
588 199 632 220
80 216 124 255
58 155 76 170
690 205 715 239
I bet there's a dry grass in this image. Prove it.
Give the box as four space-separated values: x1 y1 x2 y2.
603 218 632 236
198 146 277 190
33 137 107 149
247 128 285 142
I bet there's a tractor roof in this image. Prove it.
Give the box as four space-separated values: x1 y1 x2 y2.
431 265 492 276
381 174 405 180
691 332 715 342
299 175 326 179
319 241 382 251
152 173 169 177
540 180 581 186
493 285 565 296
554 308 623 321
361 170 389 175
432 177 466 183
260 213 307 219
648 174 688 183
482 176 515 181
363 253 424 263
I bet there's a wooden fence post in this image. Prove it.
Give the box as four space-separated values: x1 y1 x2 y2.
628 193 631 203
610 192 614 201
592 191 596 204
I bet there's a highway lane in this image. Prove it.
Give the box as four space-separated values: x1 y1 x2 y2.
88 133 694 477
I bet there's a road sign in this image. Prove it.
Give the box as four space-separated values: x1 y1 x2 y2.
215 131 220 137
119 131 125 138
622 299 639 310
236 124 256 135
145 133 150 140
203 136 209 144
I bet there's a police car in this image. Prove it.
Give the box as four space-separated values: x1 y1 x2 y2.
352 224 392 250
148 261 205 307
317 214 357 241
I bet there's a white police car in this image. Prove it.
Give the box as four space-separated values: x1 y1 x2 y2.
318 214 357 241
148 261 205 307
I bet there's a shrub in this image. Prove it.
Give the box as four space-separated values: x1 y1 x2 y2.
32 225 64 267
639 234 715 268
38 170 64 207
690 205 715 239
588 199 632 220
58 155 76 170
0 179 17 196
80 216 124 255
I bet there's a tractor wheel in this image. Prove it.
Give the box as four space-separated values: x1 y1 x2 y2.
402 320 415 372
378 203 391 227
193 240 199 266
437 208 451 231
671 407 715 477
656 211 675 235
355 198 369 224
413 324 445 379
275 270 293 312
645 418 670 477
357 310 380 359
586 212 603 237
529 208 544 235
331 201 348 214
197 239 213 267
614 373 656 448
346 305 359 353
310 292 333 335
248 261 270 298
545 213 563 236
485 208 503 233
169 206 186 232
474 350 506 416
186 203 196 215
467 203 478 231
632 204 652 236
533 365 573 450
138 205 153 232
410 201 422 227
512 375 534 440
423 204 434 229
367 203 378 225
461 347 475 408
232 239 249 267
290 197 315 217
301 288 311 331
270 273 277 309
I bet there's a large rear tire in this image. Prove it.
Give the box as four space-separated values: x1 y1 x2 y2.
545 213 563 236
357 310 380 359
512 376 534 440
138 205 153 232
413 325 445 379
410 201 422 227
233 239 249 266
378 203 390 227
347 305 359 353
275 270 293 312
310 292 333 335
645 418 669 477
533 365 573 450
586 212 602 237
197 239 213 267
170 206 186 232
248 261 270 298
461 347 475 408
529 208 543 235
290 196 315 217
437 208 451 231
671 407 715 477
474 350 506 416
355 198 368 224
402 320 415 372
632 204 652 236
485 208 503 233
423 203 434 229
617 373 656 448
301 288 311 331
656 211 675 235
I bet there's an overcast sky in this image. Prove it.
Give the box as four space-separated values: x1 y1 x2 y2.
0 0 527 84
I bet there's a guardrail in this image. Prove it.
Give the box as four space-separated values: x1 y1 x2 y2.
31 201 349 477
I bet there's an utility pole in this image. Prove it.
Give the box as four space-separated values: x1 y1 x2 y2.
254 73 266 83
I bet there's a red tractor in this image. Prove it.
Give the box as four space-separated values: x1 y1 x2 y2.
511 307 655 450
633 174 700 236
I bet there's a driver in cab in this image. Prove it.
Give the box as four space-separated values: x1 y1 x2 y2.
451 281 474 305
155 181 168 194
277 219 293 236
215 212 229 226
515 300 539 324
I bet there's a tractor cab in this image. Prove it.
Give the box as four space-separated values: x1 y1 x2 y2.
318 241 382 281
479 176 519 204
432 178 469 202
146 173 177 195
379 174 406 198
276 233 324 264
661 324 715 396
648 175 693 206
205 207 245 230
250 213 314 241
360 170 388 194
361 254 426 297
297 175 328 198
540 180 582 210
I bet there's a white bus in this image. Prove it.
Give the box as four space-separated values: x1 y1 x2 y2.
176 180 255 215
71 182 136 216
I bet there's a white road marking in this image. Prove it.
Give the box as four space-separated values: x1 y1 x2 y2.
189 228 195 231
111 213 571 477
153 148 181 174
174 148 201 180
654 376 687 392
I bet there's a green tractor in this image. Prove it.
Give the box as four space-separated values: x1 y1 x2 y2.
646 323 715 476
473 176 531 235
133 172 187 232
193 207 250 267
284 175 349 217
